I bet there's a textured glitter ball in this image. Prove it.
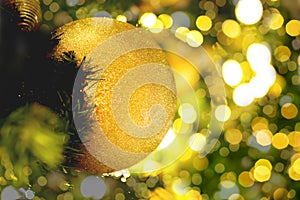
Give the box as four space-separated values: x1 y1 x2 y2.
52 18 177 173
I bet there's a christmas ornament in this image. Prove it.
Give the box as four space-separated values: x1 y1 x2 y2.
52 18 177 173
4 0 42 32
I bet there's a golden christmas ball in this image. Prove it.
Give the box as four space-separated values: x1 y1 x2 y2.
52 18 177 174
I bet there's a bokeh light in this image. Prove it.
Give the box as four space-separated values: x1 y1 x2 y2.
196 15 212 32
80 176 106 199
222 59 243 87
235 0 263 25
222 19 241 38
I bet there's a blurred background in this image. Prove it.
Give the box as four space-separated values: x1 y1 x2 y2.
1 0 300 199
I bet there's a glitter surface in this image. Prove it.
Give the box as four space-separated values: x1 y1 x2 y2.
52 18 136 65
54 18 177 173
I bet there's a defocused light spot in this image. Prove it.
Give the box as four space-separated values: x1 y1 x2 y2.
248 66 276 98
189 133 206 151
173 118 192 134
193 156 209 171
235 0 263 25
178 103 197 124
288 166 300 181
172 178 189 195
254 129 272 146
191 173 202 185
286 20 300 37
44 11 54 21
186 30 204 47
25 190 35 199
222 59 243 87
253 166 271 182
80 176 106 199
287 189 296 199
157 129 176 150
1 186 21 200
37 176 48 186
292 158 300 172
66 0 79 7
94 11 111 18
273 188 288 200
115 193 125 200
272 133 289 149
215 105 231 122
140 13 157 27
219 180 239 199
196 15 212 31
150 19 164 33
43 0 53 5
229 194 244 200
171 11 190 28
49 2 60 13
216 0 226 7
215 163 225 173
238 171 254 187
222 20 241 38
116 15 127 22
184 189 203 199
274 46 291 62
255 159 272 170
247 43 271 71
225 129 243 145
175 27 190 42
288 131 300 148
269 12 284 30
281 103 298 119
158 14 173 28
233 83 254 107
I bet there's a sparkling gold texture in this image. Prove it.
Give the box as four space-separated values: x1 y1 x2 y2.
52 18 136 66
94 48 177 154
53 18 176 173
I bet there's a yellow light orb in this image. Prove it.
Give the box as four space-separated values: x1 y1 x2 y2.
255 159 273 171
140 12 157 28
281 103 298 119
149 19 164 33
175 26 190 42
189 133 206 151
225 129 243 145
222 59 243 87
274 46 291 62
233 83 254 107
158 14 173 29
288 166 300 181
269 12 284 30
238 171 254 188
52 18 177 173
222 19 241 38
286 20 300 37
247 43 271 71
116 15 127 22
196 15 212 31
235 0 263 25
273 188 288 200
253 165 271 182
178 103 197 124
186 30 204 47
272 133 289 149
288 131 300 148
215 105 231 122
292 158 300 172
255 129 273 146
